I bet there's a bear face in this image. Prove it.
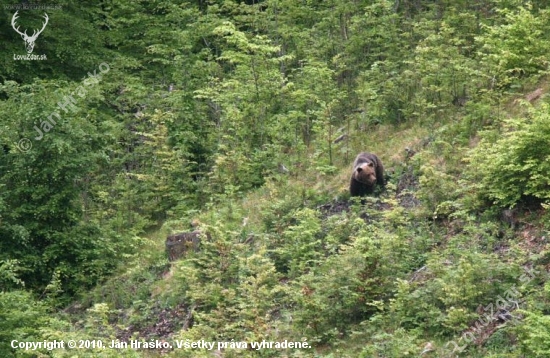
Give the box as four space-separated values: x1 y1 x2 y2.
353 160 377 186
350 152 385 197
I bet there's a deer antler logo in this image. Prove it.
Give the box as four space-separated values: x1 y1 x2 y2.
11 11 49 54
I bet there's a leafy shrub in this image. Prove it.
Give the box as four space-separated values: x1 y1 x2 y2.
359 328 421 357
515 309 550 357
389 245 520 337
0 290 47 357
511 281 550 356
274 208 323 277
415 155 461 217
290 215 425 341
476 5 550 86
42 304 140 358
468 103 550 208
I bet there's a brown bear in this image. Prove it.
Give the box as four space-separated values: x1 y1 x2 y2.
350 152 385 197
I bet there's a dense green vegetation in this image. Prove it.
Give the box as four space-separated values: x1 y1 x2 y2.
2 0 550 356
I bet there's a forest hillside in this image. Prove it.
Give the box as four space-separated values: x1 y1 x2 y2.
2 1 550 357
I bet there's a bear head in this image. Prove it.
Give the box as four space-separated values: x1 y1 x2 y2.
353 160 377 186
